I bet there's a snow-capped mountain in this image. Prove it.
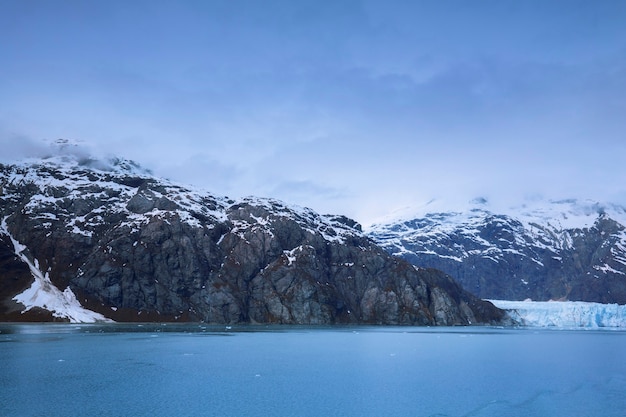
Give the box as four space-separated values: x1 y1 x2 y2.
367 198 626 304
0 142 505 325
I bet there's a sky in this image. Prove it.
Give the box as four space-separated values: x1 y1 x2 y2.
1 0 625 226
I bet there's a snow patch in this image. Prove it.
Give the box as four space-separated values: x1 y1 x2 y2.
593 263 626 275
283 245 311 266
0 217 112 323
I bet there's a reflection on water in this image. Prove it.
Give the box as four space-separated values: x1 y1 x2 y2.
1 324 625 417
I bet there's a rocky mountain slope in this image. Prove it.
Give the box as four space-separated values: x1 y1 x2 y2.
0 150 504 325
368 199 626 304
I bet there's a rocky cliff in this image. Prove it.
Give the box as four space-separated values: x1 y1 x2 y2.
0 155 504 325
368 199 626 304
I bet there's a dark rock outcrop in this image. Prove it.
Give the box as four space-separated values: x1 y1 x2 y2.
0 158 505 325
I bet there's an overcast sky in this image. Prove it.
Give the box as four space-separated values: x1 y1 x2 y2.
1 0 625 225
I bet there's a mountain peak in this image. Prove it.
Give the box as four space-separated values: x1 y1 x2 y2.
367 196 626 304
9 138 152 177
367 196 626 232
469 196 489 206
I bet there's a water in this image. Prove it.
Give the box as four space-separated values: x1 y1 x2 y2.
1 324 625 417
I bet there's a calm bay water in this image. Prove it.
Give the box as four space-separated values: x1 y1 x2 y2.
1 324 625 417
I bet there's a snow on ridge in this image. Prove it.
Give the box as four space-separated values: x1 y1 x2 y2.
366 197 626 269
15 154 153 177
2 158 230 232
367 197 626 234
0 217 112 323
0 138 151 177
3 156 362 247
489 299 626 328
510 199 626 231
232 196 363 243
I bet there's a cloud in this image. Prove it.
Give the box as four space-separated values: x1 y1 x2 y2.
151 153 243 197
0 134 96 162
0 133 49 162
1 1 625 225
268 179 349 209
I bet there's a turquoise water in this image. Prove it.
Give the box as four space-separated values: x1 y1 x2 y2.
1 324 625 417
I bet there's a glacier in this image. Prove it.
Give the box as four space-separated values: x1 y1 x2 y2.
489 299 626 328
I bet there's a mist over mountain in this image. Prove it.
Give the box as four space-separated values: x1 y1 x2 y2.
0 144 503 325
368 198 626 304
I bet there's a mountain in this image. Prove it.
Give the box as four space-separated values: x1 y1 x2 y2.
0 147 504 325
367 198 626 304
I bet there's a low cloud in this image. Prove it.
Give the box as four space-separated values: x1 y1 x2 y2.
0 134 49 162
0 135 96 163
269 179 348 208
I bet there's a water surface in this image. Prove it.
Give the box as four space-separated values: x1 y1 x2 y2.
1 324 624 416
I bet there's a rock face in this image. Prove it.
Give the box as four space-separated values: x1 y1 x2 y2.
0 156 504 325
368 199 626 304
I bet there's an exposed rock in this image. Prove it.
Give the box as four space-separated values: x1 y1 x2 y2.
0 157 505 325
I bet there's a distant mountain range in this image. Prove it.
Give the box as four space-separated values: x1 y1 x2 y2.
367 198 626 304
0 143 503 325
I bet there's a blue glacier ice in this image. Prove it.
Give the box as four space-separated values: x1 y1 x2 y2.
489 299 626 328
